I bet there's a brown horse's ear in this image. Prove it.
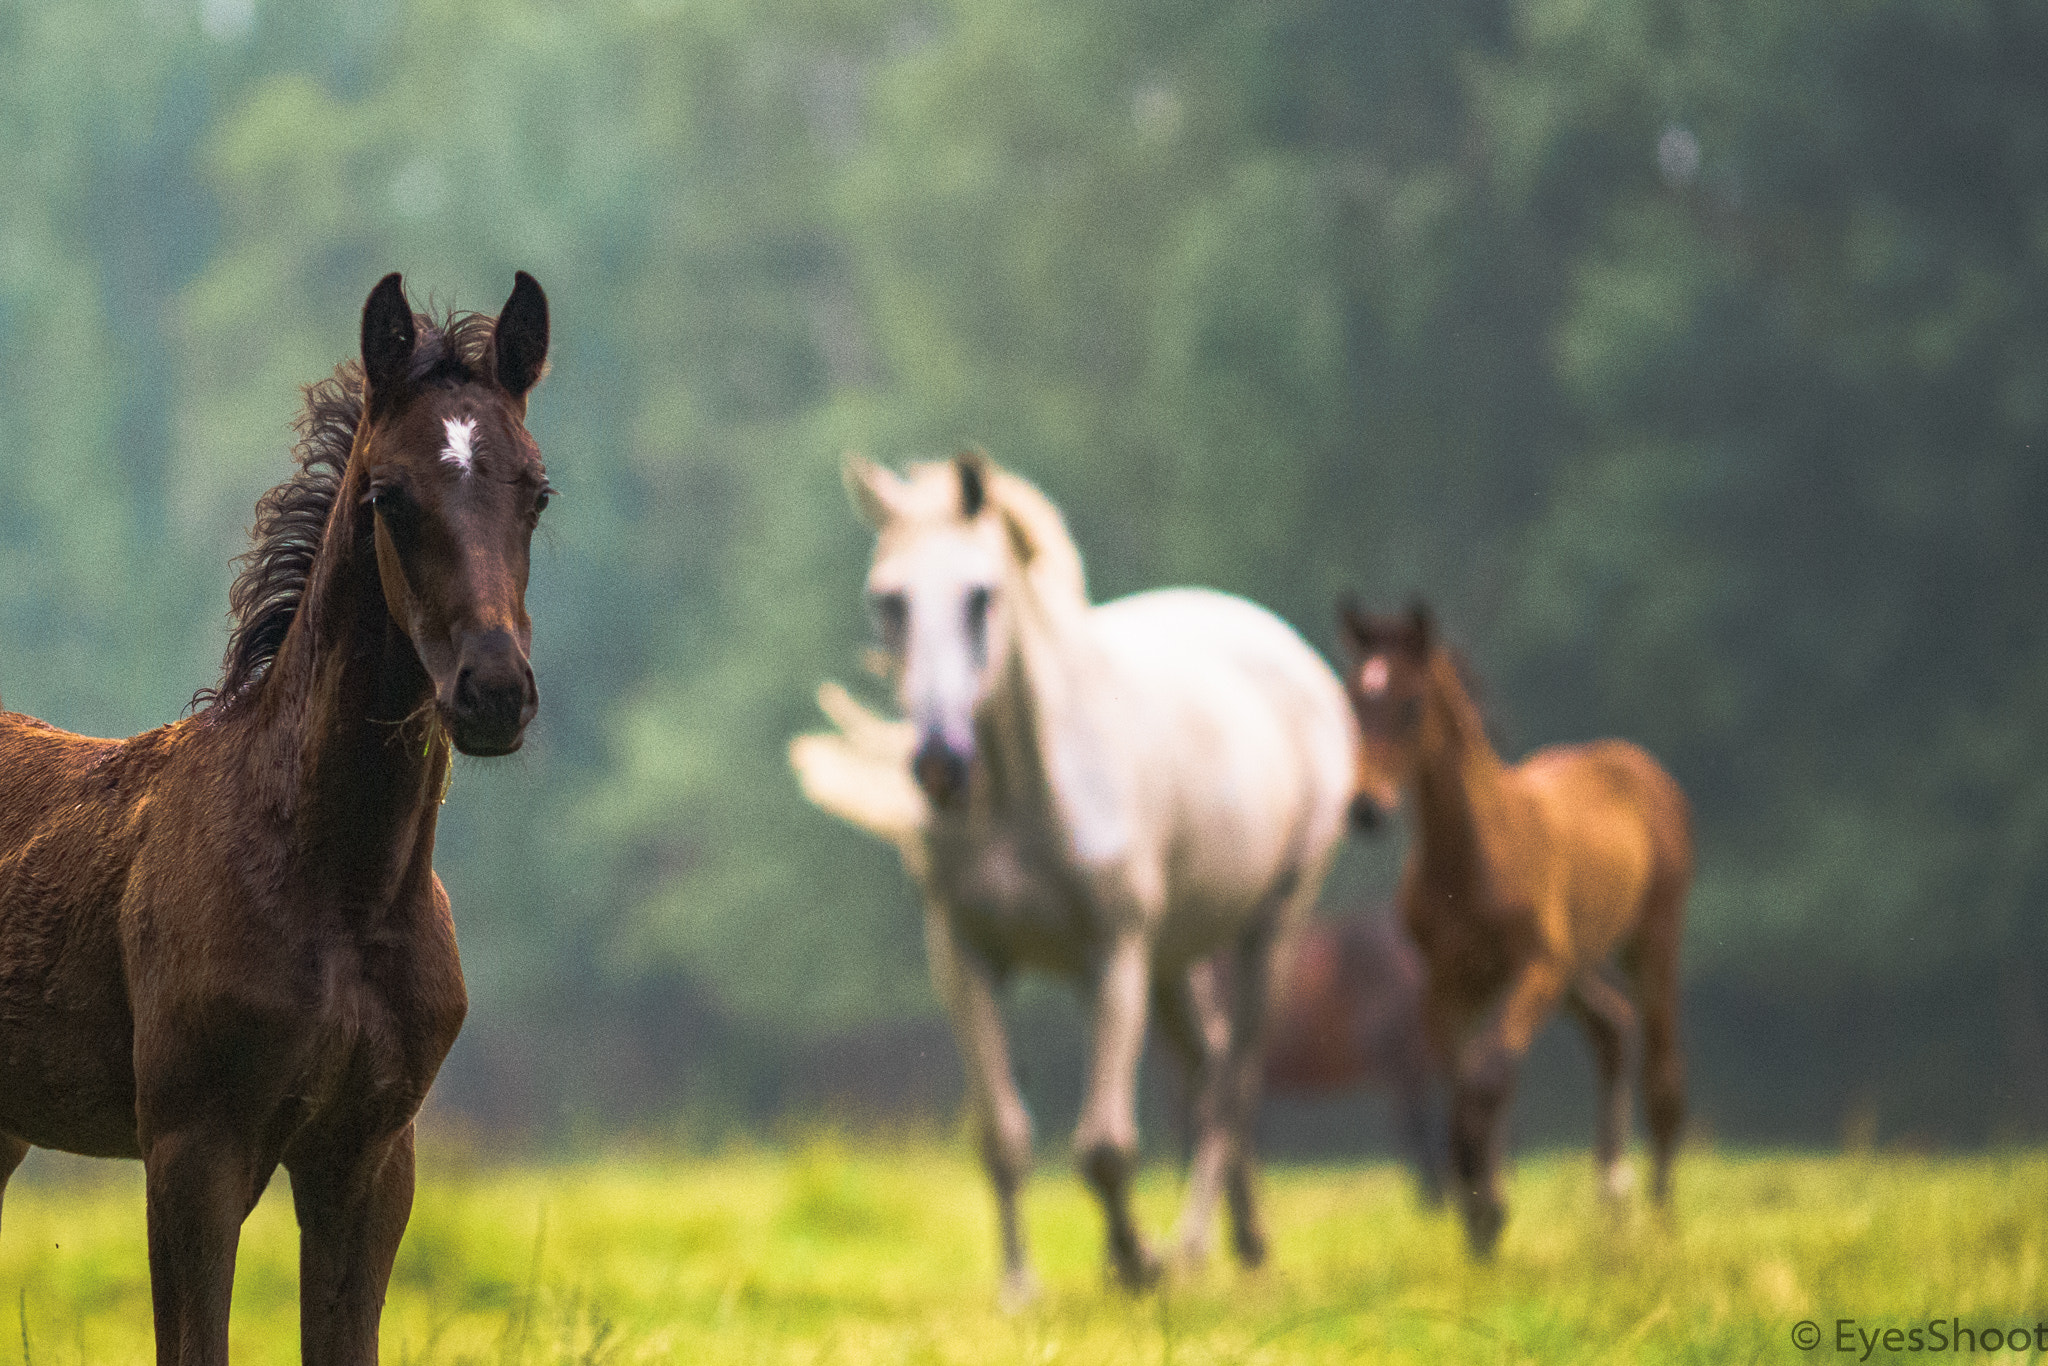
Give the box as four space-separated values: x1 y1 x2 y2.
955 449 988 518
843 453 904 527
361 273 416 411
1406 600 1435 653
1338 595 1372 649
494 271 550 399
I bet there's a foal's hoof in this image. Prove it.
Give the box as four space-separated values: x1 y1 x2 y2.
1599 1160 1637 1205
1461 1197 1505 1261
1108 1244 1164 1293
998 1267 1042 1313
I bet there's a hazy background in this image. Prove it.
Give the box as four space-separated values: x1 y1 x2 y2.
2 0 2043 1155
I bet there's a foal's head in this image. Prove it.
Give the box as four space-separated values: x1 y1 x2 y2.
844 452 1017 809
1338 601 1438 829
353 272 552 756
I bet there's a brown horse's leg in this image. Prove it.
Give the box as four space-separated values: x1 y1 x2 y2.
1155 961 1230 1266
1566 969 1641 1203
1633 885 1688 1205
1450 958 1568 1260
1074 931 1159 1291
925 904 1038 1308
287 1122 416 1366
0 1134 30 1238
1389 1048 1446 1210
143 1126 274 1366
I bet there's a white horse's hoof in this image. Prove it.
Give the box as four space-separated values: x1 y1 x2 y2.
998 1268 1042 1313
1600 1159 1637 1204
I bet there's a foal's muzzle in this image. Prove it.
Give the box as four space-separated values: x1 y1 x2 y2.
442 629 538 756
913 732 970 809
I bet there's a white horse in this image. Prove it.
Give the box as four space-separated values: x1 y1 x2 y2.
793 452 1355 1300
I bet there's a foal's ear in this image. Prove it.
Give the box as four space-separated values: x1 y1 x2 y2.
1405 600 1435 653
843 453 905 527
361 273 416 408
494 271 550 399
1338 595 1372 649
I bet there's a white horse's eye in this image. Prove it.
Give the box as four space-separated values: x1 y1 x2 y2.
965 587 992 663
871 591 908 649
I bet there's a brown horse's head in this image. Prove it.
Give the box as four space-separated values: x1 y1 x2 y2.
843 451 1019 809
1338 599 1436 829
353 272 552 756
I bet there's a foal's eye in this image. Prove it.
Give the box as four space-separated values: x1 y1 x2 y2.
533 486 553 515
365 483 410 514
871 591 908 648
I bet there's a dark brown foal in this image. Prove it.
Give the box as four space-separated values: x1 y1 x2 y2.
0 271 552 1364
1340 603 1691 1258
1264 909 1445 1206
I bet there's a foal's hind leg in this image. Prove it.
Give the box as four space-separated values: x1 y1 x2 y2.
1633 884 1688 1205
1566 969 1641 1204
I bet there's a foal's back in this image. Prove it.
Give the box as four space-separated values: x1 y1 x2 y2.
0 714 193 1157
1510 737 1691 960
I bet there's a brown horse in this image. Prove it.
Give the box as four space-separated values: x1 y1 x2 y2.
1263 909 1445 1206
1340 603 1690 1258
0 271 551 1364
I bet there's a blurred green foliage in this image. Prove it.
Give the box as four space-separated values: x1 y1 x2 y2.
1 0 2043 1134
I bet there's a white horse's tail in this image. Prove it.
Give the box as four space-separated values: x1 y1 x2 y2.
788 682 928 853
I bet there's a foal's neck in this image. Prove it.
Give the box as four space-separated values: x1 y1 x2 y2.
248 462 447 905
1411 652 1508 880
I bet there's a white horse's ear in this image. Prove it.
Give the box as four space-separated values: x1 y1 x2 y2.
843 453 905 527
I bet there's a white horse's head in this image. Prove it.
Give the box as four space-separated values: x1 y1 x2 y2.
843 451 1048 809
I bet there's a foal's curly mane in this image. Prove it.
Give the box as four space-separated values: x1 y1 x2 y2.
194 309 498 711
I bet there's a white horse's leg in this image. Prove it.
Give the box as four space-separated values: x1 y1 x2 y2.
1217 907 1297 1269
1155 961 1232 1267
1074 930 1160 1290
925 904 1038 1308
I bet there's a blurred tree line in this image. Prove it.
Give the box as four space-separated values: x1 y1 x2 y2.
1 0 2043 1145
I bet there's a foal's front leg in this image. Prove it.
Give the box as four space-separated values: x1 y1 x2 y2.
1075 931 1159 1290
1450 957 1568 1259
286 1121 418 1366
142 1124 278 1366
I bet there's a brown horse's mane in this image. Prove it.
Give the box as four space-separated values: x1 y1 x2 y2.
195 309 501 711
1439 645 1510 755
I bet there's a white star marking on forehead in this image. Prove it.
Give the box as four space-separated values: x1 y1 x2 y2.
1360 656 1390 696
440 417 478 476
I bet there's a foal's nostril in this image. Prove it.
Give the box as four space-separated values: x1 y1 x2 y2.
1348 793 1384 833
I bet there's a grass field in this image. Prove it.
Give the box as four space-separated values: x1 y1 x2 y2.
0 1138 2041 1364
